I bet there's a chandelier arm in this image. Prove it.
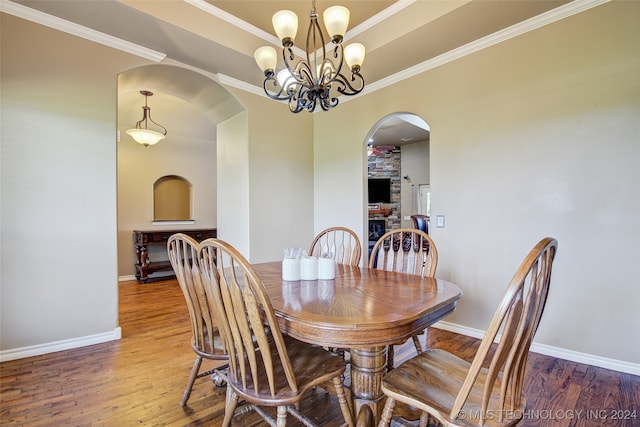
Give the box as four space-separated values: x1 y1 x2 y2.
297 64 315 87
306 10 326 84
319 94 339 111
319 58 335 83
263 75 294 101
282 46 296 70
298 86 319 113
334 71 365 96
329 44 345 81
289 88 307 113
282 49 314 89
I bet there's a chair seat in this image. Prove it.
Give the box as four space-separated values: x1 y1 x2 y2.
229 335 346 406
191 333 226 358
382 349 524 427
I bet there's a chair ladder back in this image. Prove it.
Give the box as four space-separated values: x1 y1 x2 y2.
168 235 197 330
449 238 557 424
198 239 299 398
499 250 555 411
193 262 218 354
200 241 241 370
168 234 219 355
369 228 438 278
309 226 362 266
224 261 263 392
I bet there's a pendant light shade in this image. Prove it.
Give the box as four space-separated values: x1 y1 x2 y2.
344 43 366 70
323 5 349 42
254 46 278 73
272 10 298 46
126 128 165 146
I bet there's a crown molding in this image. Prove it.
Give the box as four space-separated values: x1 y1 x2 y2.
341 0 610 104
0 0 166 62
218 74 265 98
184 0 309 64
345 0 416 39
185 0 278 45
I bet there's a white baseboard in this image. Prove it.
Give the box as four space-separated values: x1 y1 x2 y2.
433 321 640 376
0 327 122 362
119 274 137 282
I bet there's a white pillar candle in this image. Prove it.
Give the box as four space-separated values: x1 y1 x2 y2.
300 256 318 280
282 258 301 281
318 257 336 280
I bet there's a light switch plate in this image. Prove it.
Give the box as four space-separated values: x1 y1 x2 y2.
436 215 445 228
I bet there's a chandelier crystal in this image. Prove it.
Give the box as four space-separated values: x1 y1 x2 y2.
254 0 365 113
126 90 167 146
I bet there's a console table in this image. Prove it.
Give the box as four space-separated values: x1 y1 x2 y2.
133 228 217 283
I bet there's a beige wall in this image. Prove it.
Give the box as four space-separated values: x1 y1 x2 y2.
0 14 145 351
315 1 640 365
222 87 315 263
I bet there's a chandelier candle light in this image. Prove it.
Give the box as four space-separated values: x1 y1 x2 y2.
126 90 167 146
254 0 365 113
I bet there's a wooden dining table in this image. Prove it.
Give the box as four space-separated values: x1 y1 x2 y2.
252 261 463 426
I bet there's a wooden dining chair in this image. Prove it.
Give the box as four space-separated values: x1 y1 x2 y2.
167 233 228 407
410 214 430 234
198 238 354 427
369 228 438 371
379 237 558 427
309 226 362 266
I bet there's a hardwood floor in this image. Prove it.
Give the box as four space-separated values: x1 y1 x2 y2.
1 278 638 426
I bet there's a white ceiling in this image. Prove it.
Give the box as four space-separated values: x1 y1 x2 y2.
5 0 576 145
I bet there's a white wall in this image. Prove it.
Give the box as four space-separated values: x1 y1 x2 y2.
315 2 640 368
0 14 146 354
216 112 251 257
400 141 430 226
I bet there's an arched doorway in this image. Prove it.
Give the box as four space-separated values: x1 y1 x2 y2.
116 64 244 280
363 113 430 256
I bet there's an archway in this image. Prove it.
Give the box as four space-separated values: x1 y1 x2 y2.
116 64 244 280
363 112 430 257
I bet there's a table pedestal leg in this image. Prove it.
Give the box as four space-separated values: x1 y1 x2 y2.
350 346 386 425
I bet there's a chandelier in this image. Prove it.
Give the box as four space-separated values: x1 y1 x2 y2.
254 0 365 113
126 90 167 146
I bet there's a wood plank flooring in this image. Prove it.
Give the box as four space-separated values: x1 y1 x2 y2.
1 278 638 426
